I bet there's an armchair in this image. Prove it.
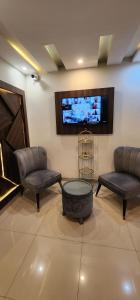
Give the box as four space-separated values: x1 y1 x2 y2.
96 147 140 219
14 146 62 211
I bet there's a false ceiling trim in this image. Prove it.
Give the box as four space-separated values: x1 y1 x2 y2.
133 49 140 63
45 44 66 70
98 35 113 66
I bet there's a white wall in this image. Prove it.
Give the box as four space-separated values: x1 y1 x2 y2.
25 63 140 178
0 58 25 90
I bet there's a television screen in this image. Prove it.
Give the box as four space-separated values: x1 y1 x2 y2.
62 96 107 125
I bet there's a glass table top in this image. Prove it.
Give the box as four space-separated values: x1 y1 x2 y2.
63 180 93 196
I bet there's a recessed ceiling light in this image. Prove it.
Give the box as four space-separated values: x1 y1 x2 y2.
77 58 84 64
21 66 27 71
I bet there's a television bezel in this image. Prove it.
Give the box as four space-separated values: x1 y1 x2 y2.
55 87 114 134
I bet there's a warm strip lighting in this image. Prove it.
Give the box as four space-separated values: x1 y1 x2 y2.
0 88 14 94
0 28 44 74
0 143 18 186
3 175 19 186
0 143 4 176
7 39 43 73
0 185 18 202
0 143 19 202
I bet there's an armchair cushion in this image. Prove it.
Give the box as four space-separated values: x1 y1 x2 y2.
99 172 140 199
23 169 61 193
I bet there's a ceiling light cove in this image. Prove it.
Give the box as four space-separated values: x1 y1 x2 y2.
0 28 44 74
77 58 84 65
6 39 43 73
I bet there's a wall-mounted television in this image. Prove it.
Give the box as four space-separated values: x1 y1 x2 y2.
55 87 114 134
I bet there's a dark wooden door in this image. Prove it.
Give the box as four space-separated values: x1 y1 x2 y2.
0 91 29 183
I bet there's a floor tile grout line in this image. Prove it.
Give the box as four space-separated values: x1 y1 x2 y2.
81 240 136 252
36 231 136 252
0 224 137 252
0 193 29 223
76 219 84 300
34 232 83 245
5 213 46 300
0 228 36 237
126 221 137 251
0 296 16 300
135 250 140 264
35 210 49 236
0 212 12 226
4 226 135 252
76 240 83 300
0 207 50 236
0 293 13 299
5 227 136 252
5 234 36 298
0 289 16 299
126 221 140 265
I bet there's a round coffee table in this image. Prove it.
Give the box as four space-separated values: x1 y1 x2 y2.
62 180 93 224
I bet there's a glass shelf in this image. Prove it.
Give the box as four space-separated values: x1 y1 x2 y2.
79 153 93 160
79 167 94 176
78 138 93 144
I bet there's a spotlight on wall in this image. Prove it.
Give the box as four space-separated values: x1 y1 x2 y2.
31 73 40 81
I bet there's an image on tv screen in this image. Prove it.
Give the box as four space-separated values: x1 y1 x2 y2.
62 96 101 124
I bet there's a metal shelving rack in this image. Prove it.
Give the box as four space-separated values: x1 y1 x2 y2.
78 129 94 180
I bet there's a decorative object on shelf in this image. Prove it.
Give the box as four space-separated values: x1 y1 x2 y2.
78 129 94 180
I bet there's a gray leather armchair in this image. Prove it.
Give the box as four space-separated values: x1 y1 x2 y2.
96 147 140 219
14 146 62 211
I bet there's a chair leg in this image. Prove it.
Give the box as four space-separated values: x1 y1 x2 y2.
123 199 127 220
96 183 101 196
20 186 24 196
58 180 63 190
36 193 40 212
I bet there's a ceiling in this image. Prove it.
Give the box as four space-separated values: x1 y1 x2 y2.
0 0 140 74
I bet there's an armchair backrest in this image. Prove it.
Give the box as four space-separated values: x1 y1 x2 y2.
14 146 47 182
114 146 140 179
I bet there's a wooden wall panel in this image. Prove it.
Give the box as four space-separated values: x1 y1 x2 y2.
0 80 29 184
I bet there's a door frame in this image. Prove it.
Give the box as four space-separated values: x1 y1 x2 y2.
0 79 30 147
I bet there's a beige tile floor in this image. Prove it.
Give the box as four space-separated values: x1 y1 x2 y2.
0 185 140 299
